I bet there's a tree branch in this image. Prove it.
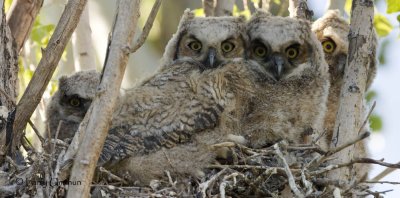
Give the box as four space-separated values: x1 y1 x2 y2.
215 0 234 16
6 0 44 52
129 0 162 53
203 0 215 16
288 0 313 20
328 0 375 182
67 1 141 197
11 0 88 155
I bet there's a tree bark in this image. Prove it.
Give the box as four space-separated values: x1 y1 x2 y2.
6 0 44 52
72 3 97 71
0 0 18 160
288 0 313 20
203 0 215 16
214 0 234 16
67 1 141 197
11 0 88 156
329 0 375 183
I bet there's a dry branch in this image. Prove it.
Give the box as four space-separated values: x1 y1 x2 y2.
67 1 142 197
328 0 375 182
203 0 215 16
129 0 162 53
6 0 44 52
288 0 313 20
215 0 234 16
11 0 88 156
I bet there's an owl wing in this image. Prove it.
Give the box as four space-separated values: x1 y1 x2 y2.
98 62 227 166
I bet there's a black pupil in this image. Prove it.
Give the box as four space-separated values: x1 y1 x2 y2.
224 44 231 51
326 44 332 49
289 50 295 56
257 48 264 55
192 43 199 49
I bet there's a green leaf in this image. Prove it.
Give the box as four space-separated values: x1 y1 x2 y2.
374 14 393 37
365 90 377 102
369 114 383 132
272 0 280 4
387 0 400 14
193 8 205 17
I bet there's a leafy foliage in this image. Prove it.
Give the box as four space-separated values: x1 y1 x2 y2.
386 0 400 13
374 14 393 37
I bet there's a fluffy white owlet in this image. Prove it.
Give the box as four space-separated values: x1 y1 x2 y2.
312 10 377 179
45 70 100 141
234 11 330 149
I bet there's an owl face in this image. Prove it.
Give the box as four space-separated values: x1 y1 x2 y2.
312 10 349 80
162 10 247 70
56 70 100 122
246 14 323 81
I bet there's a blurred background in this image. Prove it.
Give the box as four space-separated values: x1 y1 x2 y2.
6 0 399 196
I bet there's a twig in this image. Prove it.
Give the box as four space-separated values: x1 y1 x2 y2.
129 0 162 53
99 167 128 184
363 181 400 185
358 101 376 134
288 0 313 20
274 143 304 198
198 168 227 197
370 162 400 182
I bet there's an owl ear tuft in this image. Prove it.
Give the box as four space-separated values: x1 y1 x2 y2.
58 76 68 93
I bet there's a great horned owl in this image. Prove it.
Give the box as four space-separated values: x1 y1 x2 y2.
161 9 246 70
97 11 252 184
46 70 100 141
312 10 377 178
235 11 330 148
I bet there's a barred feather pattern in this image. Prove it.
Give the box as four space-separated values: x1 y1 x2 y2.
98 60 257 166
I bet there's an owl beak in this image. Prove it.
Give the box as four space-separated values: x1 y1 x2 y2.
271 55 284 80
203 47 219 69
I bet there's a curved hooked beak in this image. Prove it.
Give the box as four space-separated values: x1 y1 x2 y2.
271 55 284 80
202 47 219 69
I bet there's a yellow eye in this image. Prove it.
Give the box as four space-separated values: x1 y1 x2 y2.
188 41 202 51
69 98 81 107
221 41 235 53
286 47 299 59
253 46 267 58
322 40 336 53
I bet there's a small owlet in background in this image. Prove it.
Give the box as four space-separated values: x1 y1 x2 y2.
45 70 100 141
312 10 377 179
97 10 251 185
235 11 330 148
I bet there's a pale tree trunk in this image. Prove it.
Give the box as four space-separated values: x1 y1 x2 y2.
11 0 88 156
203 0 215 16
0 0 18 160
327 0 346 14
72 3 97 71
328 0 375 185
288 0 313 20
6 0 44 52
214 0 234 16
67 1 141 197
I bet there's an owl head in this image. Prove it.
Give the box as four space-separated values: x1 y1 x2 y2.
246 10 328 81
161 9 247 70
312 10 350 82
46 70 100 140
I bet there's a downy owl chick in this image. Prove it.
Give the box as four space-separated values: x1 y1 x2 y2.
236 11 330 148
312 10 377 179
97 10 252 185
46 70 100 141
161 9 246 70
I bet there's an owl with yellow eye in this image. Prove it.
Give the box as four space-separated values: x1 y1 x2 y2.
312 10 377 178
46 70 100 141
229 11 330 148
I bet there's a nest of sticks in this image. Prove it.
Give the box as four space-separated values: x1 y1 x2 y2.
1 129 399 198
